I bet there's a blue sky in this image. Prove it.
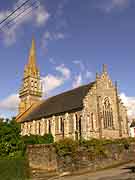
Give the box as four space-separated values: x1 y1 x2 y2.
0 0 135 118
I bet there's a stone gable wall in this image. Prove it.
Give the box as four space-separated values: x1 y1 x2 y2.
83 72 129 139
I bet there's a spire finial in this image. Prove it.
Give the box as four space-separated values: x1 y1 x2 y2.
24 37 39 77
96 72 99 79
103 64 107 73
115 81 118 90
28 37 36 66
31 37 35 55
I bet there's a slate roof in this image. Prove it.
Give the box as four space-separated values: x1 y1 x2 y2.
20 82 95 122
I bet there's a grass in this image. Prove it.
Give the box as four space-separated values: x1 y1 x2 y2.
0 158 30 180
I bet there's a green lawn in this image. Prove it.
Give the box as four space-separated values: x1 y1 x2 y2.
0 158 30 180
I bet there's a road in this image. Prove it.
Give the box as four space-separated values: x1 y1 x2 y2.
50 162 135 180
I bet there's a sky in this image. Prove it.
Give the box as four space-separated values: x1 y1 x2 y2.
0 0 135 119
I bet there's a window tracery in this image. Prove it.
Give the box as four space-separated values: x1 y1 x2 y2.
103 97 114 129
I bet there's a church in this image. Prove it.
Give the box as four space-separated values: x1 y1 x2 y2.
16 39 129 141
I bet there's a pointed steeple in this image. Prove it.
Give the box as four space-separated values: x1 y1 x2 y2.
24 38 39 78
19 37 42 114
28 37 36 66
103 64 107 74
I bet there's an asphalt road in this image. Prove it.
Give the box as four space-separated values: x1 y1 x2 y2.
49 162 135 180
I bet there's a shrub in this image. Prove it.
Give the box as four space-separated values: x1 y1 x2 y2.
0 119 23 158
79 138 108 157
0 118 54 158
55 138 79 156
112 138 130 150
22 134 54 146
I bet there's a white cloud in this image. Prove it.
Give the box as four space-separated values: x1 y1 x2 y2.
44 31 52 41
0 10 10 21
35 6 50 26
0 94 19 112
42 64 71 95
97 0 129 13
56 0 68 17
3 27 17 46
73 60 94 83
0 1 50 45
42 31 66 52
42 75 63 96
120 93 135 119
56 64 71 79
111 0 128 7
54 32 65 40
43 31 65 41
72 74 82 88
109 0 128 11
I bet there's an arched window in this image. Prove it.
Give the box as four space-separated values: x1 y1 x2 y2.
75 114 78 130
39 121 41 135
56 117 59 133
79 116 82 138
48 120 51 133
60 117 63 132
60 117 64 138
69 114 73 133
91 113 94 130
75 114 79 140
103 97 114 129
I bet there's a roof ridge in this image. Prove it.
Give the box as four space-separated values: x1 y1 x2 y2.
44 81 95 102
18 81 95 122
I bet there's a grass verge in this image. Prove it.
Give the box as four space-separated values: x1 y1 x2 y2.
0 158 30 180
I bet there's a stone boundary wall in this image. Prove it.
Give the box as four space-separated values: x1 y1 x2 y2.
27 143 135 173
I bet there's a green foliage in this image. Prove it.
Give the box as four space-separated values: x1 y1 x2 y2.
22 133 54 145
0 118 54 158
0 118 23 158
0 158 29 180
55 138 79 156
103 137 135 151
80 137 135 149
79 138 102 147
54 137 135 158
0 118 54 179
79 138 108 157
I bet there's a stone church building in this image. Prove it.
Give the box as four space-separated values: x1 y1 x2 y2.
16 39 129 141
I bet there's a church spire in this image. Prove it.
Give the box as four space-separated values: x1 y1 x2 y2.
103 64 107 74
19 37 42 114
24 38 39 78
28 38 36 66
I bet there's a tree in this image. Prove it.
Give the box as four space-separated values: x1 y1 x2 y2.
0 117 23 157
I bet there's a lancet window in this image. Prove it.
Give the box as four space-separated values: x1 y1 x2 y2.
48 120 51 133
103 97 114 129
60 117 64 138
91 113 94 130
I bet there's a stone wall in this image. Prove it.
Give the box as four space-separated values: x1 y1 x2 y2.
27 143 135 173
27 144 57 171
